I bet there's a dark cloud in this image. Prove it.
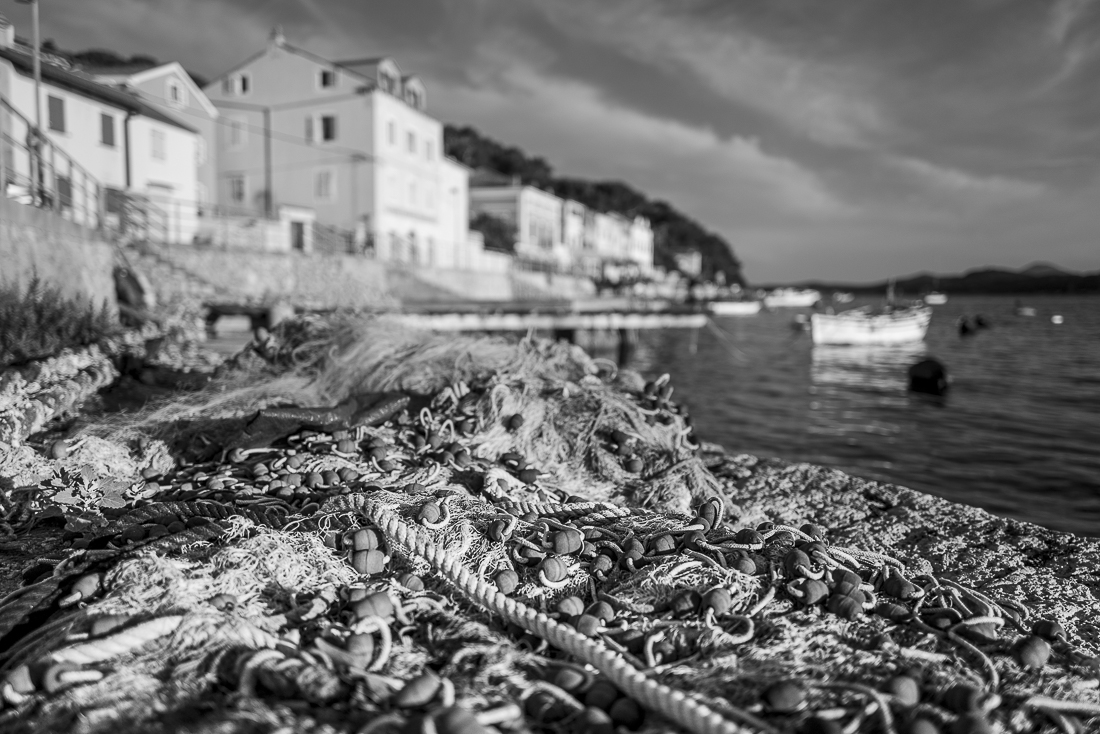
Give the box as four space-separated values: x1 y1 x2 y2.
5 0 1097 280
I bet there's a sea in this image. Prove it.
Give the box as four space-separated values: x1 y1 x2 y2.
613 295 1100 537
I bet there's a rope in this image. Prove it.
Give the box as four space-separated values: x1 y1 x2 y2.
51 615 184 664
346 493 763 734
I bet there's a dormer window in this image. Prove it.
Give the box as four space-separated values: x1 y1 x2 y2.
167 78 187 108
319 69 336 89
222 73 251 96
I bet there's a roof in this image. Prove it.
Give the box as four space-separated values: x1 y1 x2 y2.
89 62 219 119
0 48 197 132
74 62 158 77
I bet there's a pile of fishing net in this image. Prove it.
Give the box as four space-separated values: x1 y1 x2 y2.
1 315 1097 734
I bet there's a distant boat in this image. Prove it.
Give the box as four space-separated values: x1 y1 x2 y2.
924 292 948 305
708 299 762 316
764 288 821 308
811 304 933 345
832 292 855 304
1014 300 1036 317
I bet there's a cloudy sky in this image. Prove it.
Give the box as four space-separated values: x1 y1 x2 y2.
8 0 1100 282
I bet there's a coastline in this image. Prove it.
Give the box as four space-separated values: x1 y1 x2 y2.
0 317 1097 733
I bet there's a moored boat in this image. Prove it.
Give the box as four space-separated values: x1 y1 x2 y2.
832 292 855 304
708 299 762 316
924 292 948 305
764 288 821 308
810 304 932 345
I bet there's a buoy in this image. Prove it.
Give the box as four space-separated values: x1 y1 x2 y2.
908 358 948 396
1052 314 1064 324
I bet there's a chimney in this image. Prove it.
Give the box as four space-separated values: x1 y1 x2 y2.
0 15 14 48
269 25 285 47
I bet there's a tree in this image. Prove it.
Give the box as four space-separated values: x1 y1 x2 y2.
470 212 517 254
444 124 745 284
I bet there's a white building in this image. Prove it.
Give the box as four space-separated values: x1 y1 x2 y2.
203 28 476 265
469 177 568 266
0 19 200 241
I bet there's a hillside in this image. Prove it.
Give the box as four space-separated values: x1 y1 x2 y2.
444 124 744 284
786 264 1100 295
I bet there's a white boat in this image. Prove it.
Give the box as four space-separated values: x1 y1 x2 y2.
764 288 821 308
924 292 948 305
832 292 855 304
708 299 762 316
811 305 932 345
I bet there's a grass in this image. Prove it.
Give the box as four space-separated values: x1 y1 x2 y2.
0 275 118 369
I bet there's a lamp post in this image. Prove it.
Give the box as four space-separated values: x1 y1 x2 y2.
15 0 41 204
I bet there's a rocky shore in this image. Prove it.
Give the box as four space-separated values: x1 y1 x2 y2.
0 315 1097 734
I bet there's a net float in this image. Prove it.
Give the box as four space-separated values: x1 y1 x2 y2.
701 587 732 616
394 670 443 709
584 680 621 712
875 601 913 622
800 523 827 541
343 633 374 666
733 528 764 546
574 614 601 637
590 554 614 577
1031 619 1066 642
144 524 169 540
552 664 592 695
787 578 829 606
885 674 921 706
49 439 69 460
286 454 304 469
377 459 395 472
426 432 444 450
941 683 982 713
322 470 339 485
524 690 570 723
726 551 756 575
397 573 424 591
608 698 644 730
883 574 921 601
121 525 147 544
434 705 493 734
507 414 524 430
539 557 569 585
1014 635 1052 670
647 533 677 555
62 573 102 605
351 549 388 575
210 593 237 612
351 591 394 622
585 601 616 623
669 589 701 617
829 569 862 589
826 593 862 619
784 549 815 579
762 680 805 713
556 595 585 617
550 528 584 555
494 569 520 594
693 497 723 529
303 472 323 489
623 458 643 474
518 468 539 484
578 707 614 734
907 717 942 734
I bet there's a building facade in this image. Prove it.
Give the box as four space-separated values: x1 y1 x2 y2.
0 22 200 241
203 29 471 263
469 181 568 265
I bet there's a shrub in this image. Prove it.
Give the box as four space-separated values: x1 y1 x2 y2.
0 276 118 369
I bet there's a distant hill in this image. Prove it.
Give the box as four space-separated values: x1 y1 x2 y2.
32 39 209 87
444 124 744 284
780 264 1100 295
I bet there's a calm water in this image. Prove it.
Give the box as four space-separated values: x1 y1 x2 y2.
619 295 1100 536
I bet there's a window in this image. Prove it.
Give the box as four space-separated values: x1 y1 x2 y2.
319 69 336 88
387 121 395 145
239 73 251 95
100 113 115 147
407 131 415 153
151 129 166 160
47 95 65 133
321 115 336 142
167 79 186 108
228 174 246 204
315 169 335 201
228 116 246 148
57 176 72 209
306 114 337 143
222 77 233 94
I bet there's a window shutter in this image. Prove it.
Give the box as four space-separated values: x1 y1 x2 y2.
305 115 313 143
48 96 65 132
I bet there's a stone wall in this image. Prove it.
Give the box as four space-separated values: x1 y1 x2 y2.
0 197 117 312
144 244 394 309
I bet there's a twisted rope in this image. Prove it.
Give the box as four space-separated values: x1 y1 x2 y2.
347 493 763 734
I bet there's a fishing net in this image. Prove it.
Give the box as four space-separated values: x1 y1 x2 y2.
1 314 1097 734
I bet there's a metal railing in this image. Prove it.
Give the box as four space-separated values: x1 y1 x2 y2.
0 93 103 230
